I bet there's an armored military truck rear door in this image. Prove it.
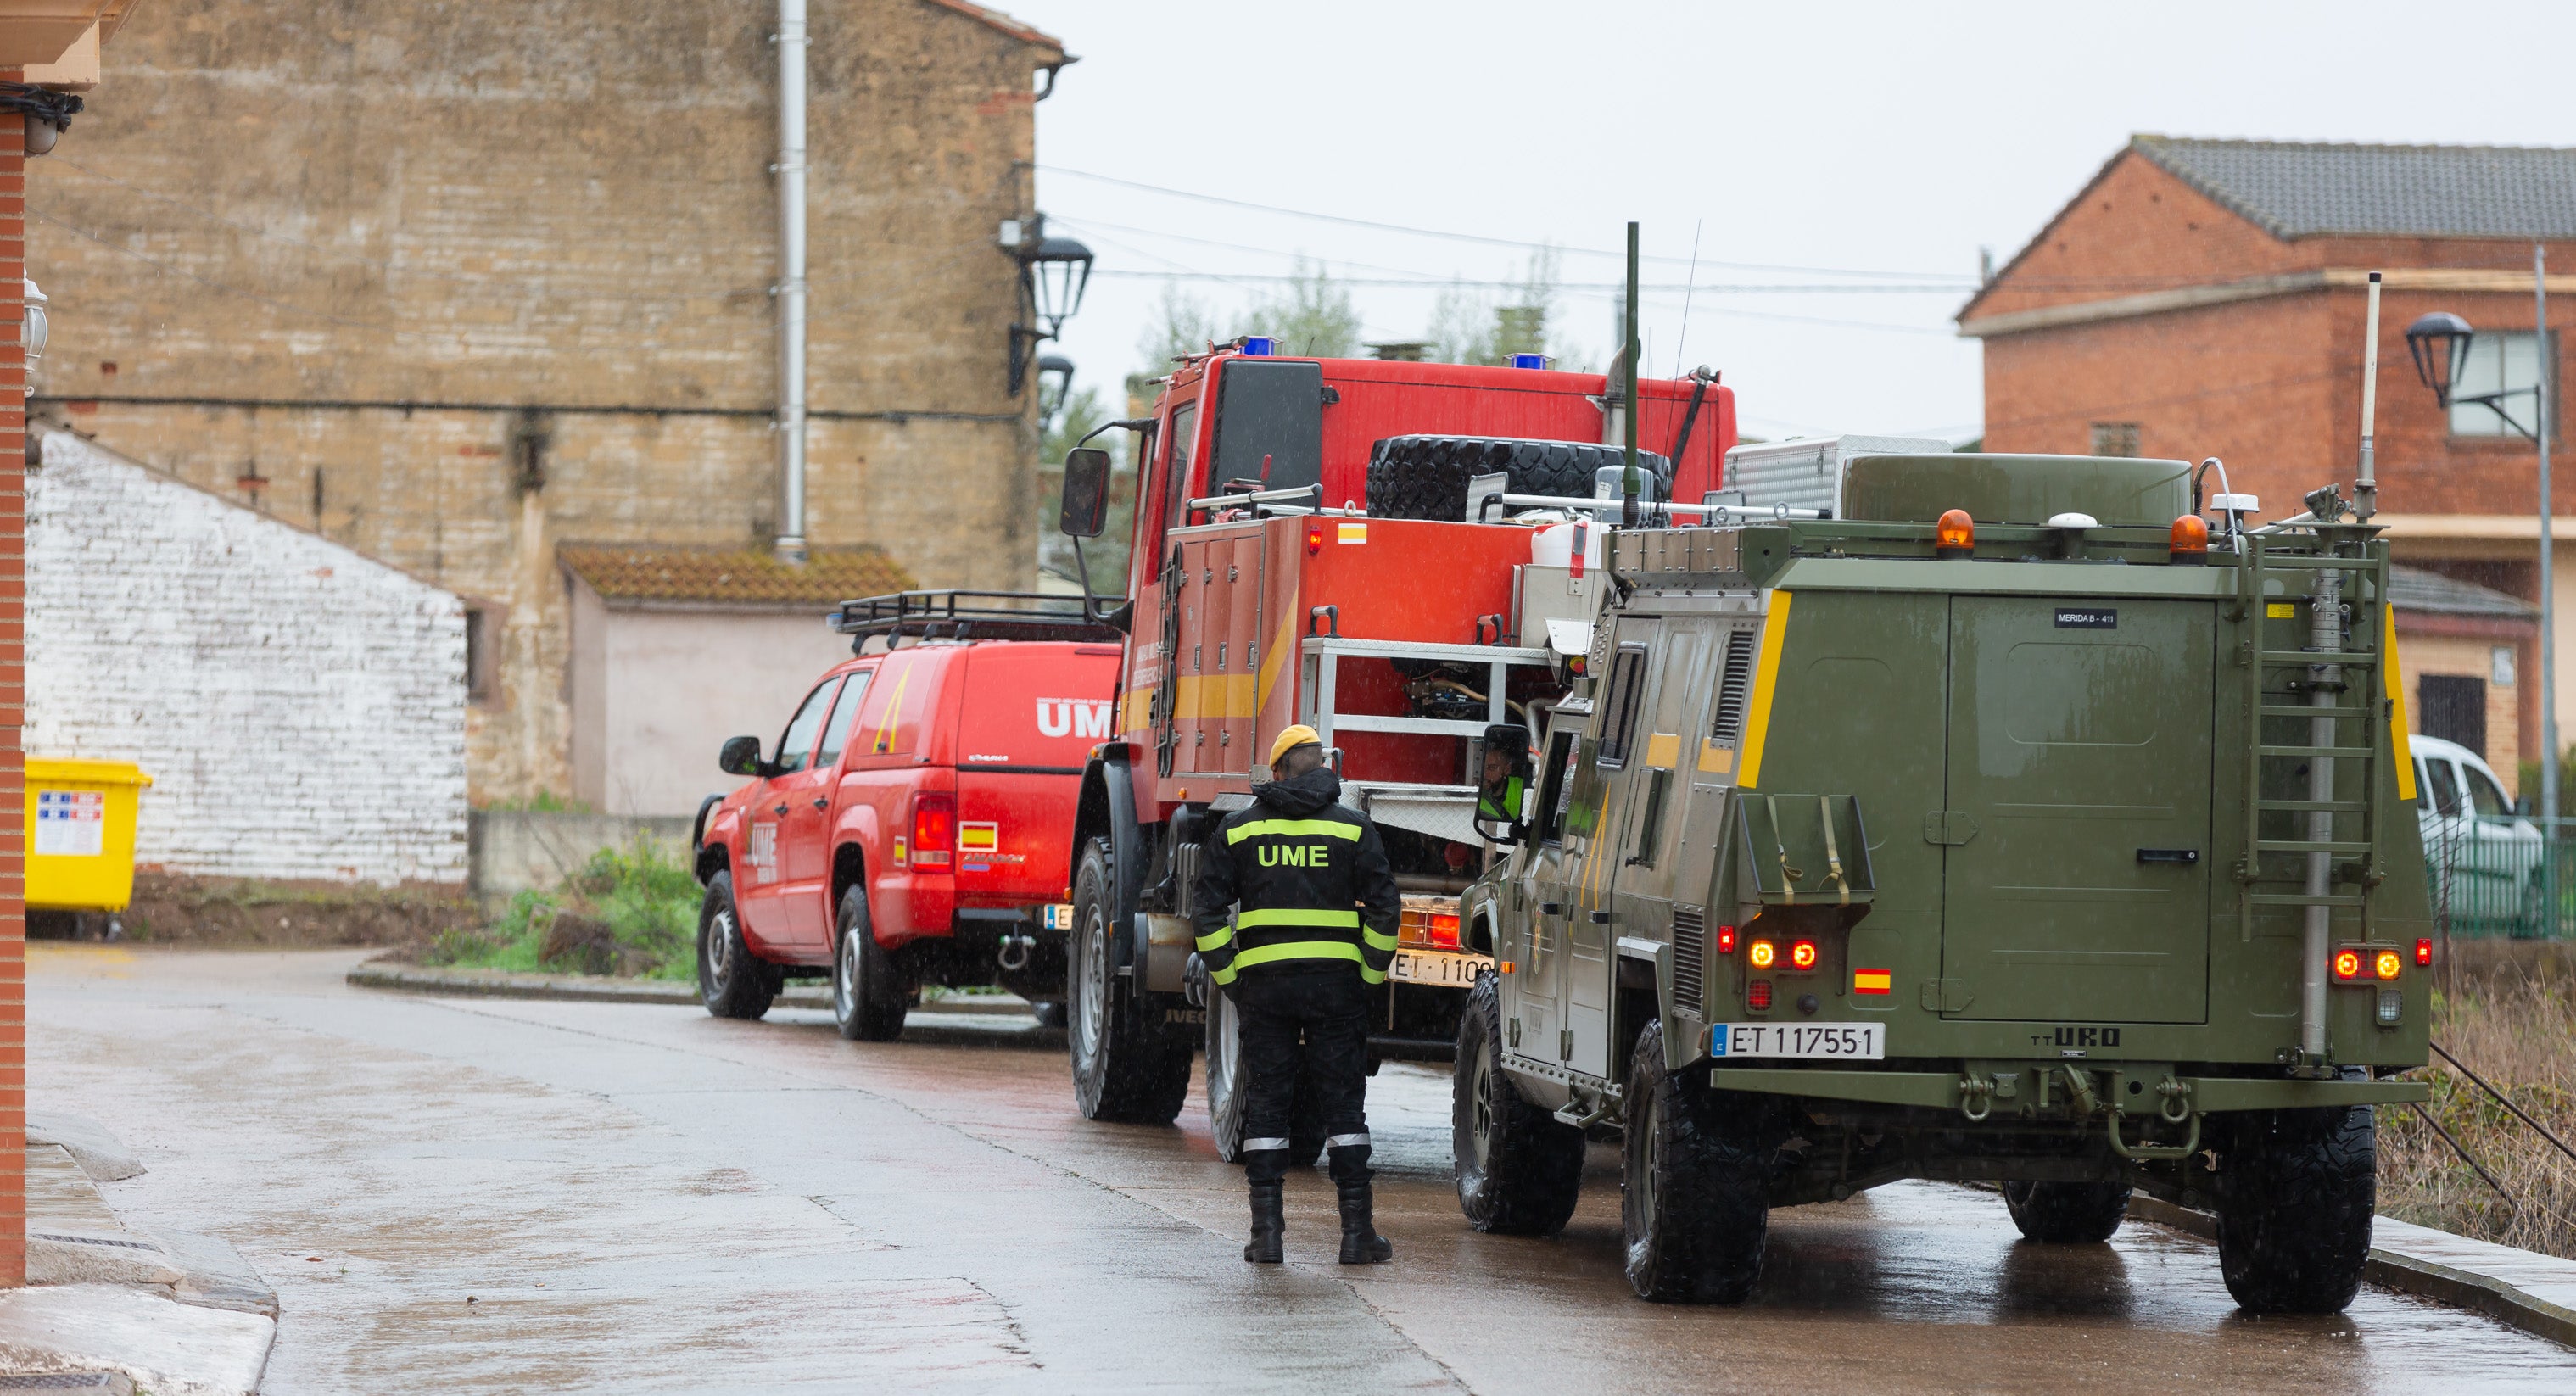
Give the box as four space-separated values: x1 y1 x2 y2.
1940 597 2214 1024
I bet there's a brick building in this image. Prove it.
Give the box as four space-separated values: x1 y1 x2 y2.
26 0 1070 807
1963 137 2576 786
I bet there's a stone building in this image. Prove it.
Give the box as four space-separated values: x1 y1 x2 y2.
1962 137 2576 783
27 428 470 880
27 0 1070 805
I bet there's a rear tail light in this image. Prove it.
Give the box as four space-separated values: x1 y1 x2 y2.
909 793 955 868
1305 521 1325 555
1790 939 1819 971
1746 979 1774 1012
2375 950 2403 981
2417 938 2434 968
1430 912 1460 950
1398 900 1463 952
1748 939 1776 969
1715 924 1736 954
2333 948 2363 982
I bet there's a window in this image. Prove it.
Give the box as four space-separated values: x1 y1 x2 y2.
1536 731 1581 845
1631 768 1674 867
773 678 843 773
814 670 874 767
2450 332 2554 438
1161 402 1201 531
2420 758 2462 817
463 607 494 701
1594 645 1649 768
1208 358 1325 495
2089 422 2141 457
2419 675 2488 759
2466 766 2513 820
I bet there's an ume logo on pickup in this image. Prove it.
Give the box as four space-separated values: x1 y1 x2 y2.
1037 699 1114 740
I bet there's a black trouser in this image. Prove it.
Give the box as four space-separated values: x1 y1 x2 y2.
1235 968 1373 1187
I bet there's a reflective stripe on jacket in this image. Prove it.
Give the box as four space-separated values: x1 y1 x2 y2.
1190 771 1401 987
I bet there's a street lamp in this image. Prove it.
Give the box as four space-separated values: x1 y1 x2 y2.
2404 254 2559 933
1009 228 1094 396
1036 354 1075 433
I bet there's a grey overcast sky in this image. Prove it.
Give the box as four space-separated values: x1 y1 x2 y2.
1012 0 2576 444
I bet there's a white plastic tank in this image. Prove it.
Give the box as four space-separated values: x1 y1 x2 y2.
1530 520 1605 570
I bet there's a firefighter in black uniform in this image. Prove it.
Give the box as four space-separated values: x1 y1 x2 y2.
1187 723 1402 1265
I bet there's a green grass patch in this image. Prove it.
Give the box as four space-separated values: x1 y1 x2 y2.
429 837 699 980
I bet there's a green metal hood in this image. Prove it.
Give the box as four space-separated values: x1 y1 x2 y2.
1843 454 2192 528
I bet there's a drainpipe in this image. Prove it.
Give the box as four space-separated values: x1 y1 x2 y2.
773 0 810 563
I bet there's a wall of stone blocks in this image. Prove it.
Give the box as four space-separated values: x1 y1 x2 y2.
25 0 1059 802
26 430 469 883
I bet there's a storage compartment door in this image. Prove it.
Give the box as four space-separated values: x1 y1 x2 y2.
1940 597 2215 1024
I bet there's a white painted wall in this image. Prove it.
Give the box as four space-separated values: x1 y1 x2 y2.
566 577 856 817
27 430 470 884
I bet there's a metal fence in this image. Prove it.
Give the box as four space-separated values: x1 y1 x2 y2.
2422 811 2569 941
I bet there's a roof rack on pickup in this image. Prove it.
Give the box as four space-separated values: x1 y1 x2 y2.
831 589 1124 646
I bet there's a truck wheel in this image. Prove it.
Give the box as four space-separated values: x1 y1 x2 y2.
2214 1102 2377 1314
1366 435 1670 522
832 886 908 1042
1068 839 1193 1125
2003 1180 2131 1243
1622 1019 1770 1303
1453 971 1583 1234
1205 990 1327 1167
697 871 779 1021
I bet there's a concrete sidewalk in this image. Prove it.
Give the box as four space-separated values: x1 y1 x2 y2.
5 1114 275 1394
346 959 1043 1014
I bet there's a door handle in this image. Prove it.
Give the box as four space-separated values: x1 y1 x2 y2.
1539 902 1564 916
1588 910 1613 924
811 796 829 811
773 803 790 817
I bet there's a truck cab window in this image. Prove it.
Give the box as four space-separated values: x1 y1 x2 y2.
814 670 874 768
1160 402 1200 533
1594 645 1648 768
2466 766 2512 820
773 678 842 773
2421 759 2461 817
1535 730 1580 844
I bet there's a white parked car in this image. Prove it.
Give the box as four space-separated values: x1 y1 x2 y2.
2412 734 2550 938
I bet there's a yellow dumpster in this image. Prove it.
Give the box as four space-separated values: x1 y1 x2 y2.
26 757 153 913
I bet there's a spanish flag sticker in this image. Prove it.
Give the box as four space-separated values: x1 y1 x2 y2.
1853 968 1893 996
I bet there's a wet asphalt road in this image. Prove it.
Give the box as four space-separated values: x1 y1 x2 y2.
33 945 2576 1394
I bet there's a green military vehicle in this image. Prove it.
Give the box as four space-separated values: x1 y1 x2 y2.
1453 450 2433 1312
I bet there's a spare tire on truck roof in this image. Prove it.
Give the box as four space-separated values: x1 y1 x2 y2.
1365 435 1671 522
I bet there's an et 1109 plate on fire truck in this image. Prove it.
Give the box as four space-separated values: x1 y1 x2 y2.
1389 950 1490 987
1710 1024 1884 1059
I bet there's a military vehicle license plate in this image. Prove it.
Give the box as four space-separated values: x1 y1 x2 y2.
1712 1024 1884 1059
1390 950 1490 987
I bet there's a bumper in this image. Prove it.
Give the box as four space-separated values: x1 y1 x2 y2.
1707 1065 2431 1114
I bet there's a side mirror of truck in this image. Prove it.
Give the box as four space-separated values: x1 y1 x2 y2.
1059 447 1113 539
718 735 767 778
1474 815 1523 847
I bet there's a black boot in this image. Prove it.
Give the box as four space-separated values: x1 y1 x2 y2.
1337 1178 1393 1264
1244 1180 1284 1264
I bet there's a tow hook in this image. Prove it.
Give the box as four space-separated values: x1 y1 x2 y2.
997 932 1035 972
2109 1107 2201 1162
1958 1073 1995 1122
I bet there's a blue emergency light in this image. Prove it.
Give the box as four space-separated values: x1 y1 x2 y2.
1510 353 1549 370
1241 337 1275 356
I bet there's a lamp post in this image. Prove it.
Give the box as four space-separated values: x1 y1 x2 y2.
1036 354 1075 433
2406 249 2557 936
1009 226 1094 397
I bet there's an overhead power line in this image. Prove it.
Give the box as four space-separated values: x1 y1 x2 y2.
1038 165 1972 283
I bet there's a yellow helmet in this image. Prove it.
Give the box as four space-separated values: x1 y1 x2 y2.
1267 724 1323 767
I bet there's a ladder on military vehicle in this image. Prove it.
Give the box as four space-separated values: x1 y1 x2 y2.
2234 531 2392 941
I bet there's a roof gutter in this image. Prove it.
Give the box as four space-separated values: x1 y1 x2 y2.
1959 267 2576 338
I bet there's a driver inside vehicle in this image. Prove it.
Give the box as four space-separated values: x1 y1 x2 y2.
1478 724 1531 838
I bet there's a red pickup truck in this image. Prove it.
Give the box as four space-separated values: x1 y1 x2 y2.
691 593 1122 1040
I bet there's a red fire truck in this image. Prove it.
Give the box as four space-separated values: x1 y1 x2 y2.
1052 343 1737 1150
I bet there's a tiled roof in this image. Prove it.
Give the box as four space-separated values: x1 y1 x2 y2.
559 544 914 607
2389 563 2536 620
924 0 1064 52
2132 136 2576 241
